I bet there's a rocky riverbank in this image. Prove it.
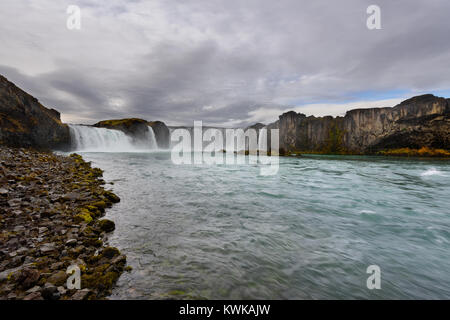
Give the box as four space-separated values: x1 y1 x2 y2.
0 146 128 300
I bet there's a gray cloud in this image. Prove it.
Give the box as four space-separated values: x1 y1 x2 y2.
0 0 449 126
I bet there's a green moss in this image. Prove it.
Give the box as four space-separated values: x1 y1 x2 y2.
81 271 119 292
85 205 101 218
378 147 450 157
102 247 120 259
91 200 107 212
103 191 120 203
96 118 147 128
124 266 133 272
323 122 346 154
74 209 93 224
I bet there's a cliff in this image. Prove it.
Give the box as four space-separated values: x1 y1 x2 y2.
148 121 170 148
0 75 70 150
94 118 170 149
271 94 450 155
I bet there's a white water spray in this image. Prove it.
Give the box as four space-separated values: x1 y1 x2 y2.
69 125 159 152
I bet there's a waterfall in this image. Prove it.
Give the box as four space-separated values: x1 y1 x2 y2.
69 125 158 152
258 128 268 153
145 126 158 149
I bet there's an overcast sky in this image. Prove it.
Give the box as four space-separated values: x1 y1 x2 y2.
1 0 449 126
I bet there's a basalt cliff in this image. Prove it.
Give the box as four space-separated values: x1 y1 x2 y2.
267 94 450 155
0 75 70 150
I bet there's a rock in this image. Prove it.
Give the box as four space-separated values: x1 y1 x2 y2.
65 239 77 247
102 247 120 259
96 219 115 233
23 292 44 300
17 268 40 289
71 288 91 300
111 254 126 267
16 247 28 255
57 286 67 296
7 292 17 300
276 94 450 154
61 192 81 202
46 271 67 286
103 191 120 203
0 75 70 149
0 188 8 195
26 286 41 294
0 146 126 300
10 255 24 268
7 198 21 207
41 283 60 300
50 262 64 270
40 243 56 254
148 121 170 148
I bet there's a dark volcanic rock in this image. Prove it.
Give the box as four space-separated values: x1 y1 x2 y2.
273 94 450 154
0 75 70 150
148 121 170 148
0 147 128 300
94 118 150 141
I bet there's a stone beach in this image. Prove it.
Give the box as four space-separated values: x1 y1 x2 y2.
0 146 128 300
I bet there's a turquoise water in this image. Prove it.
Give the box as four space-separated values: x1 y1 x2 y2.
77 152 450 299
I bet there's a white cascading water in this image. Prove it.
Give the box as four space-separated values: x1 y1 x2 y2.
145 125 158 149
69 125 158 152
258 128 268 153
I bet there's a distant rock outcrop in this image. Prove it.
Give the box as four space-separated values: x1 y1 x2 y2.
0 75 70 150
94 118 170 148
268 94 450 154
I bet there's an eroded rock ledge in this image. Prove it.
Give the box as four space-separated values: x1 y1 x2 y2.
0 146 129 300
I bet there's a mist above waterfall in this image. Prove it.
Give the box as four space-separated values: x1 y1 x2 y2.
69 125 159 152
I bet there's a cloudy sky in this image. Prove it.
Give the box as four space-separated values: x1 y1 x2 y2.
1 0 449 126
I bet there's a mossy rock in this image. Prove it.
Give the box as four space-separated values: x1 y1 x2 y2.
102 247 120 259
81 271 119 292
85 205 102 218
46 270 67 286
103 191 120 203
96 219 115 233
90 201 107 212
83 238 103 248
74 210 93 224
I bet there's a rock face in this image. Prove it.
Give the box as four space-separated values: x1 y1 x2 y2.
270 94 450 154
0 75 70 150
148 121 170 148
94 118 170 149
94 118 150 143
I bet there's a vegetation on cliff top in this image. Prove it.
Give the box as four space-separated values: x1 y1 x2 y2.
94 118 148 128
378 147 450 157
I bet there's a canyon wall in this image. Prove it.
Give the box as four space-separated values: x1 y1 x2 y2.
0 75 70 150
271 94 450 154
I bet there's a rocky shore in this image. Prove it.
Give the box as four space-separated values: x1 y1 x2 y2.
0 146 128 300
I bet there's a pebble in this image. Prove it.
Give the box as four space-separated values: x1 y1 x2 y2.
0 147 127 300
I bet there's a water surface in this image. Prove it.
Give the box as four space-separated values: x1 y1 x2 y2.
76 152 450 299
